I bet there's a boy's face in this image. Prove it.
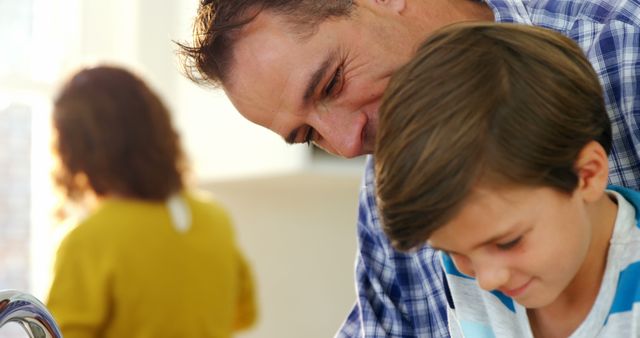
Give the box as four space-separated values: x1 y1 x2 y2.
428 185 596 309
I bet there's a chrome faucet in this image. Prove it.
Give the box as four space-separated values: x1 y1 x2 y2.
0 290 62 338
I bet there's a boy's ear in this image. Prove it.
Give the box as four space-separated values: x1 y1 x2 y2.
575 140 609 202
368 0 407 13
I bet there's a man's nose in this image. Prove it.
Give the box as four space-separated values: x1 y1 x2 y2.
312 110 368 158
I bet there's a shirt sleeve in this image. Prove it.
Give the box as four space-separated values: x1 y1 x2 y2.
336 156 449 337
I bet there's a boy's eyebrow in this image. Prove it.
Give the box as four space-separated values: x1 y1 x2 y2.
429 229 517 254
473 233 511 250
472 225 528 250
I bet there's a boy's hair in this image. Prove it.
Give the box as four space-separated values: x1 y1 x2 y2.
375 22 612 252
176 0 354 87
53 66 187 202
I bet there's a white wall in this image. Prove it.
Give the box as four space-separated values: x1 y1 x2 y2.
202 169 362 338
20 0 365 336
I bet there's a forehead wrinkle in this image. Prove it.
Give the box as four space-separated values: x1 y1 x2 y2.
226 9 347 144
259 67 312 146
229 46 294 126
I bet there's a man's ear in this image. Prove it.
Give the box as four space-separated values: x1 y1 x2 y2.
574 140 610 202
367 0 407 13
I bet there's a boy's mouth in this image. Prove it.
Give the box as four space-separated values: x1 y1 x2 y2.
500 279 532 298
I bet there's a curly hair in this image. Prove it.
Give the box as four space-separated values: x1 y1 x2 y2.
52 66 188 202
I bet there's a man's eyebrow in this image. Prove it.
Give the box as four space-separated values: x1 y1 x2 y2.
303 50 337 105
284 51 337 145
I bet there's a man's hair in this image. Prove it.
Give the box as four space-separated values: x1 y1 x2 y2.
375 22 612 252
176 0 354 87
52 66 188 202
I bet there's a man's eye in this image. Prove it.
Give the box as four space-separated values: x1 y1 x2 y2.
496 236 522 251
324 66 343 97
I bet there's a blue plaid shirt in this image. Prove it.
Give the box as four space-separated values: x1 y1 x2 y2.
337 0 640 337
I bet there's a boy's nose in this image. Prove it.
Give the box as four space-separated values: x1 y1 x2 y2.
475 263 510 292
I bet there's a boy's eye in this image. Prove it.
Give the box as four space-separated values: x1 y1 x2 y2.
496 236 522 251
324 65 344 97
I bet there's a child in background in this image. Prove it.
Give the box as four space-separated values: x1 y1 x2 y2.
375 22 640 337
46 65 256 338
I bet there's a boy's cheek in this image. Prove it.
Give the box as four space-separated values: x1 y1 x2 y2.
451 254 475 277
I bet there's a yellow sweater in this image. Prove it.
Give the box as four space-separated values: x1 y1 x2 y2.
46 191 256 338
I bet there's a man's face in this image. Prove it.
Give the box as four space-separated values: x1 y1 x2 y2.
429 185 597 309
224 3 431 157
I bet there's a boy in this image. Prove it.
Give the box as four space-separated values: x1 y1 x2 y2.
375 22 640 337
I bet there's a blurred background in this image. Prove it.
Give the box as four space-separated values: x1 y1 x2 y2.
0 0 364 336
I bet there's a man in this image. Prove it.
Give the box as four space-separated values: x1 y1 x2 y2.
178 0 640 336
